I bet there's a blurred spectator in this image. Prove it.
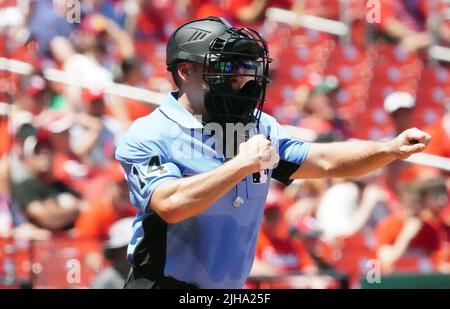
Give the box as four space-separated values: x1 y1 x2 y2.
380 91 423 212
296 75 350 140
27 0 75 56
225 0 304 26
50 13 134 111
77 161 135 274
384 91 416 136
316 178 388 243
250 188 318 277
0 154 13 237
375 177 450 274
1 152 50 240
11 126 83 231
75 162 135 240
15 74 51 116
91 217 133 289
9 118 32 185
284 135 342 229
424 99 450 159
49 35 113 112
250 188 336 288
0 105 10 157
34 112 91 192
186 0 225 20
77 13 135 63
8 119 72 236
118 57 144 87
375 0 433 52
70 89 124 168
284 177 330 225
110 57 154 128
132 0 168 41
81 0 127 28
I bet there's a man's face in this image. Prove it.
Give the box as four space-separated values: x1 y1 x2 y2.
191 61 255 90
180 57 263 127
26 146 53 175
50 130 71 154
111 181 133 215
180 63 209 110
264 207 282 229
306 93 335 120
391 108 413 133
423 187 448 214
202 58 263 124
206 58 259 91
88 99 106 118
184 61 255 104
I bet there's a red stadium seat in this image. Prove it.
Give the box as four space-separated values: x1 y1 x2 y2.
0 237 32 289
420 66 450 87
374 44 421 66
351 106 395 139
412 106 443 129
395 256 434 273
372 65 422 87
31 234 104 289
304 0 340 19
328 44 366 66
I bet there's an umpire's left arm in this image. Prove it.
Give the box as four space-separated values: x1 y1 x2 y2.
291 128 431 180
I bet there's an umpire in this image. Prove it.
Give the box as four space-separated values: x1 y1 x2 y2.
115 16 431 288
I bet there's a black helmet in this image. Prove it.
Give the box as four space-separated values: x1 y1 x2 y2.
167 16 271 129
166 17 233 68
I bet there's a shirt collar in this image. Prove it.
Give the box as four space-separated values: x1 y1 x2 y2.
159 92 204 129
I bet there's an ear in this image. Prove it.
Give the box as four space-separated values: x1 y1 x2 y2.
177 62 194 83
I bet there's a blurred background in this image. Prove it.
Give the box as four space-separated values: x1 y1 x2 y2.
0 0 450 289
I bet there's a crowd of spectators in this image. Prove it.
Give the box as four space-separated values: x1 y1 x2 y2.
0 0 449 288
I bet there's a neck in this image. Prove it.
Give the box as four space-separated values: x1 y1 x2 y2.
177 90 210 122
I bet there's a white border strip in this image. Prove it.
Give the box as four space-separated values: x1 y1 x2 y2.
429 45 450 63
265 7 349 36
0 57 163 107
404 152 450 172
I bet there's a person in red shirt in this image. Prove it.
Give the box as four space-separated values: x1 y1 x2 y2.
37 112 90 193
248 186 340 288
75 162 136 240
376 0 431 52
375 0 450 52
109 57 155 128
187 0 225 21
375 177 450 273
297 75 350 141
75 162 136 273
424 101 450 161
249 187 317 280
0 112 10 157
225 0 303 27
133 1 167 41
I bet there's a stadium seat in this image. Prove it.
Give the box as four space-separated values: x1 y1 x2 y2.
31 234 104 289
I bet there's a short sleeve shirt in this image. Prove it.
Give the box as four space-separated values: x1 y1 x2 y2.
115 92 311 288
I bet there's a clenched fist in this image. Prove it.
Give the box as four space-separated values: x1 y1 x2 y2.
236 134 280 173
388 128 431 160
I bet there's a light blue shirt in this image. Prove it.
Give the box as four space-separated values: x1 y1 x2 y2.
115 92 311 288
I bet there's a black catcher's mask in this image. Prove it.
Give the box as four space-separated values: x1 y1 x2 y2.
203 27 271 128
